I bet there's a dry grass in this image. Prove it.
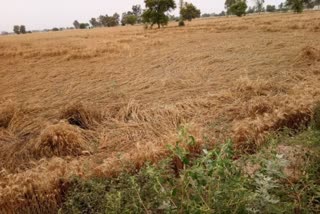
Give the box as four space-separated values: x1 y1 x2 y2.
60 103 103 129
1 11 320 212
36 122 87 158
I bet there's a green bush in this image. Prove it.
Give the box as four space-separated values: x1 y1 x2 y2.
61 128 320 213
178 20 185 27
126 15 138 26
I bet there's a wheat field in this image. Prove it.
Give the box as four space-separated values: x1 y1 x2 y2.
0 11 320 212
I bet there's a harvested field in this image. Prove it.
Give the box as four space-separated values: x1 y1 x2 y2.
1 11 320 212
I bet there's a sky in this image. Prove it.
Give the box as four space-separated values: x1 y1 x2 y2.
0 0 283 32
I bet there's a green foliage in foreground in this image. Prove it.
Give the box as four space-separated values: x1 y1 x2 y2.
61 128 320 213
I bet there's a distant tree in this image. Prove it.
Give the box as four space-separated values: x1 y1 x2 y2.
142 0 177 28
79 23 90 29
112 13 120 26
89 18 100 27
52 27 60 31
279 2 284 10
98 15 106 26
278 2 289 11
266 4 276 12
286 0 304 12
247 6 255 13
230 0 248 17
225 0 237 14
1 31 9 35
132 4 142 23
20 25 26 34
168 14 179 21
13 25 20 34
254 0 265 13
99 14 119 27
304 0 315 8
73 20 80 29
126 15 138 25
121 12 130 26
180 2 201 21
314 0 320 9
132 4 142 16
202 13 211 18
219 10 226 16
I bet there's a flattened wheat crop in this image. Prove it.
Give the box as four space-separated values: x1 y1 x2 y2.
1 11 320 213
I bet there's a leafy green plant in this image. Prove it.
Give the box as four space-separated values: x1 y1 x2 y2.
61 127 320 213
230 0 248 17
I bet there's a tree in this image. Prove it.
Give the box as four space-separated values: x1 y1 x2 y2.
255 0 265 13
314 0 320 9
121 12 131 26
79 23 90 29
225 0 237 14
142 0 177 28
266 5 276 12
126 15 138 25
13 25 20 34
219 11 226 16
202 13 211 18
73 20 80 29
247 6 255 13
180 2 201 21
20 25 26 34
132 4 142 23
230 0 247 17
132 5 142 16
304 0 315 8
99 14 119 27
112 13 120 26
278 2 289 11
279 2 284 10
52 27 60 31
122 5 142 26
286 0 304 13
89 18 100 28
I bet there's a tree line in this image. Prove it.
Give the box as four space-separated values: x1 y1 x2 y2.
72 0 201 29
11 0 320 34
225 0 320 17
13 25 31 34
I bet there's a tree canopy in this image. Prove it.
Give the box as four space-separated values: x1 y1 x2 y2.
180 2 201 21
229 0 247 17
121 4 142 26
286 0 304 13
142 0 176 28
73 20 80 29
255 0 265 13
13 25 27 34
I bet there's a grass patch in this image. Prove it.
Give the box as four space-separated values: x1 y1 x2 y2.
60 128 320 213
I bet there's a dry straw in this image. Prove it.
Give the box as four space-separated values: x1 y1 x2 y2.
0 11 320 212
